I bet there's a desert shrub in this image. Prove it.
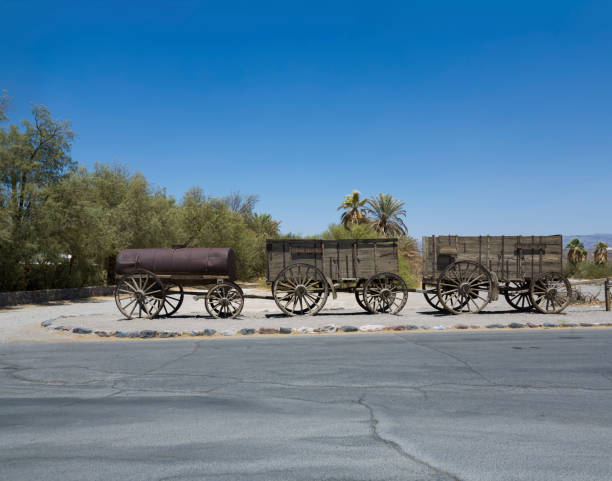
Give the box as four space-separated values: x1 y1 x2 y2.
564 261 612 279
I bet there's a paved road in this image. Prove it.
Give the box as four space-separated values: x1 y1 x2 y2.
2 330 612 481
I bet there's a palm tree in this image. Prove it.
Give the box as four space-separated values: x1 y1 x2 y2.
566 238 587 264
338 190 368 228
365 193 408 237
594 241 608 265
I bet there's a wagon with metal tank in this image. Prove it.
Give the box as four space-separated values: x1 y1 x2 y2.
421 234 571 314
114 246 244 319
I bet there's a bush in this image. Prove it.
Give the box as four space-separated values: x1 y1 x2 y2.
564 261 612 279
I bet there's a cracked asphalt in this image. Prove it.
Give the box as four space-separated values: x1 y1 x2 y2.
2 330 612 480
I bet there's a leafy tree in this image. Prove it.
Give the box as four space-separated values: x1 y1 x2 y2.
338 190 368 227
88 164 179 283
365 193 408 237
178 188 279 279
222 192 259 219
0 90 9 122
566 238 587 264
0 101 76 290
34 168 106 287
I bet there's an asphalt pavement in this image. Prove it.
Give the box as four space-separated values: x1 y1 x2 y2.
2 329 612 481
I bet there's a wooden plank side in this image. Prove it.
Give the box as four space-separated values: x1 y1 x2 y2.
419 234 563 282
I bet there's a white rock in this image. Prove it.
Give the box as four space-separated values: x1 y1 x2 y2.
432 325 446 330
359 324 385 332
221 329 238 336
296 327 314 334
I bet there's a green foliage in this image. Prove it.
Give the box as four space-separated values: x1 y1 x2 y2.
320 222 380 240
564 261 612 279
0 102 77 290
365 193 408 236
0 97 281 290
0 90 9 122
337 190 368 227
177 189 278 280
565 238 585 249
566 238 587 264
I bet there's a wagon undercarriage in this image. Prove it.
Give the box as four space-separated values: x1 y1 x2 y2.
113 235 572 320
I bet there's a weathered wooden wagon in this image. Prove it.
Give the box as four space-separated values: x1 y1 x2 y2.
113 238 409 319
266 238 409 315
421 235 571 314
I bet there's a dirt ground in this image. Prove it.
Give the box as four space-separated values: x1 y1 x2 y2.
1 284 610 343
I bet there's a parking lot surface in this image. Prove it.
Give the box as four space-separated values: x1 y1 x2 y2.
2 329 612 480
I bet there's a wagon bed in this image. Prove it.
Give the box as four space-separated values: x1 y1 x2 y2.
266 238 399 283
421 234 570 314
422 235 563 284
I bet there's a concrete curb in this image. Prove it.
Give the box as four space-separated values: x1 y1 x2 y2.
39 317 612 340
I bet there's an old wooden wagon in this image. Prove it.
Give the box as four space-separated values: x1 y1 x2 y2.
113 238 409 319
421 235 571 314
266 238 408 316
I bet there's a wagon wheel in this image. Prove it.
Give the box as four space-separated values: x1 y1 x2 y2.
272 263 329 316
205 282 244 319
159 282 184 317
422 282 445 312
354 281 370 312
529 272 571 314
437 261 493 314
114 269 165 319
363 272 408 315
504 281 533 311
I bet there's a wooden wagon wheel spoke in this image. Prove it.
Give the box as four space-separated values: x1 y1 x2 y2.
114 270 164 320
529 272 571 314
156 282 184 317
363 272 408 315
504 281 533 311
273 264 329 316
205 282 244 319
437 261 492 314
423 282 445 311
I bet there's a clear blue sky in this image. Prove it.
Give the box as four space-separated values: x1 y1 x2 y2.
2 1 611 238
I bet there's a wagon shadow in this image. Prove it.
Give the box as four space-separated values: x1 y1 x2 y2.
264 311 370 319
416 309 546 316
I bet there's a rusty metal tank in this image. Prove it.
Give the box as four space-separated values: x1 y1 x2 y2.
115 247 237 281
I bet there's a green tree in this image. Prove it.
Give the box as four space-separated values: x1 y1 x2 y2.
178 188 279 279
338 190 368 227
566 238 587 265
88 164 179 282
0 101 76 290
594 241 608 265
34 168 106 287
365 193 407 237
0 90 9 122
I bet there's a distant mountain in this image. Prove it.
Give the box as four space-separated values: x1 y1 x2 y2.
563 234 612 249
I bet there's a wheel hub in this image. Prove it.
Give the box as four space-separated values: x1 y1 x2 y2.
295 285 307 297
135 290 145 302
380 288 391 300
459 283 471 296
545 288 557 300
